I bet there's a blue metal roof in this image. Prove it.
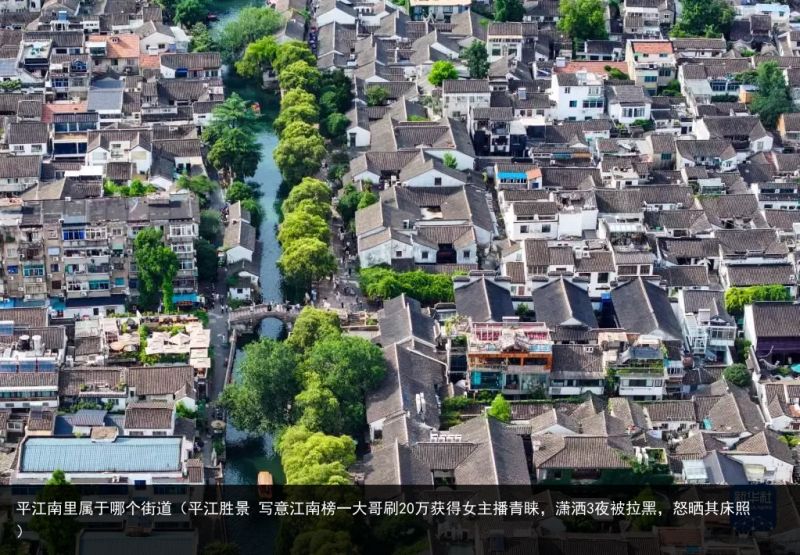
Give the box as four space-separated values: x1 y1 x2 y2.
20 437 182 473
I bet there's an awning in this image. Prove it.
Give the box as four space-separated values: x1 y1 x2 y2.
173 293 199 304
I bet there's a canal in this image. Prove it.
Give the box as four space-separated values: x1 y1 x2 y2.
211 0 287 486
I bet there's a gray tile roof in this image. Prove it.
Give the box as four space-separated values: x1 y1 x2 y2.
726 264 796 287
379 294 437 346
534 435 634 469
454 276 514 322
124 400 174 430
532 279 597 328
643 400 696 422
0 155 40 178
749 303 800 338
611 278 682 340
656 265 711 288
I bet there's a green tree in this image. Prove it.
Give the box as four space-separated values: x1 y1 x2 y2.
295 373 342 434
276 425 356 485
365 86 389 107
357 190 378 209
338 184 365 226
189 22 215 52
278 237 337 289
750 61 794 129
217 6 284 63
494 0 524 22
321 112 350 140
235 35 278 80
442 153 457 169
174 0 208 26
487 394 512 423
202 93 261 145
672 0 734 38
723 363 750 388
359 267 455 304
557 0 608 42
462 40 489 79
320 69 354 113
225 180 257 204
196 238 218 282
274 122 327 185
275 102 320 136
724 284 791 315
272 41 316 75
219 339 300 433
278 60 322 94
428 61 459 87
661 79 681 96
208 127 262 182
200 209 222 244
301 336 386 436
134 228 179 312
176 174 217 208
240 198 264 231
278 209 330 246
292 198 331 221
29 470 82 555
285 307 342 353
605 66 629 80
282 178 331 214
281 88 317 112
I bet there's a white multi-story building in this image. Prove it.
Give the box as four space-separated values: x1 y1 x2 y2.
549 70 605 121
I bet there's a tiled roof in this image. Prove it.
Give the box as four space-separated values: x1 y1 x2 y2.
610 278 682 340
127 365 194 396
631 40 673 54
726 264 796 287
535 435 634 469
125 401 174 430
749 303 800 338
643 401 696 422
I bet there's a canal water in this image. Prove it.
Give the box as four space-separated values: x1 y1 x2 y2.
211 0 287 486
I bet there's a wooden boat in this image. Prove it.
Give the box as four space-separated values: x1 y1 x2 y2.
257 471 273 499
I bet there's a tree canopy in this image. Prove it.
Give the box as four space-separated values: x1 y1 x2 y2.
174 0 208 26
274 122 327 185
276 425 356 485
278 61 322 94
282 178 331 214
462 40 490 79
487 394 512 423
750 61 794 129
274 101 320 136
195 237 218 283
295 373 343 435
208 127 262 183
724 285 791 315
235 35 278 80
557 0 608 42
272 41 317 75
176 174 217 208
219 339 300 434
723 364 750 388
285 307 342 353
428 61 459 87
30 471 82 555
278 209 330 246
134 228 179 312
359 267 456 304
671 0 734 38
365 86 390 107
278 237 337 289
494 0 524 22
217 7 284 63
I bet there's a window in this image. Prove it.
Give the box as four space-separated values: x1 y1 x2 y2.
462 250 470 259
50 264 59 273
644 76 658 83
564 87 571 93
661 152 672 161
541 224 552 233
434 177 442 186
395 250 402 257
569 100 577 108
421 251 429 260
520 225 529 234
51 280 61 290
583 99 603 109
